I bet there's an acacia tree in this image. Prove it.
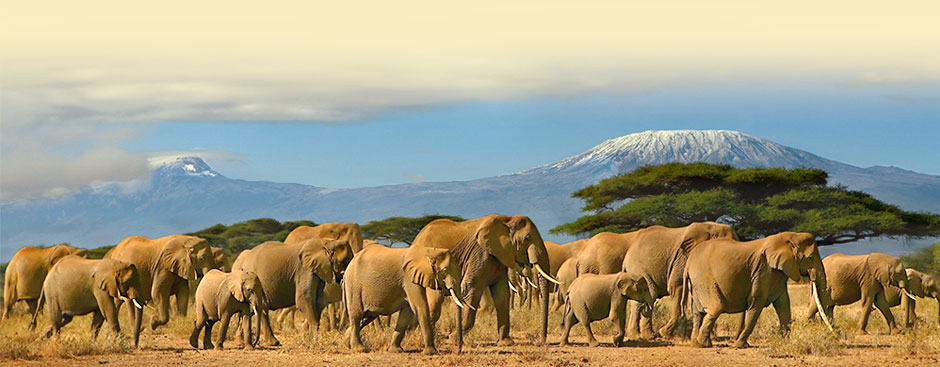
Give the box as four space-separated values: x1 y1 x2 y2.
361 214 466 246
552 163 940 246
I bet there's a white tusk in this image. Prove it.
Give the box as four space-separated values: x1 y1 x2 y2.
534 264 563 285
902 289 916 300
252 304 259 316
524 275 539 289
507 280 519 294
812 286 834 332
449 288 466 309
132 299 143 310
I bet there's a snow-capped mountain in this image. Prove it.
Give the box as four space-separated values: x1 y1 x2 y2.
2 130 938 261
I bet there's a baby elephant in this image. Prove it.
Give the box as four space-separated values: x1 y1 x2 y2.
561 272 653 347
190 269 267 350
30 256 145 348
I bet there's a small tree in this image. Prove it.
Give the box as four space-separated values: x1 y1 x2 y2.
362 214 466 246
900 241 940 275
553 163 940 246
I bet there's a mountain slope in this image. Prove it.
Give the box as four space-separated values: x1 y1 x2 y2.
2 130 938 260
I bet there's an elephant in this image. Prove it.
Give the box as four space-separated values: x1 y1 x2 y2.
104 235 219 330
3 245 88 323
555 258 580 312
410 214 562 349
544 239 589 311
884 269 940 327
29 256 145 348
231 238 352 346
560 272 654 347
573 222 737 339
686 232 829 348
284 221 364 331
344 245 467 353
808 253 909 334
211 247 230 272
190 269 268 350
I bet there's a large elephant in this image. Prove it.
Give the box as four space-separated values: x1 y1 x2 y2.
884 269 940 327
574 222 737 338
2 245 87 323
412 214 561 347
190 269 268 350
232 238 352 346
808 253 909 334
686 232 829 348
622 222 738 338
284 221 364 331
104 235 219 330
344 245 467 353
29 256 146 348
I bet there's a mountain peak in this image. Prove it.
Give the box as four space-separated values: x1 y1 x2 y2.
151 156 219 177
519 129 832 176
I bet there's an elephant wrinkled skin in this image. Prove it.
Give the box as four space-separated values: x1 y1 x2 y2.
810 253 909 334
411 214 560 348
30 256 146 348
104 235 219 330
344 245 466 353
2 245 88 324
687 232 827 348
191 269 268 350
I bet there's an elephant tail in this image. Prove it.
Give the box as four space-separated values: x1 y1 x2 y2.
680 271 692 318
29 286 45 331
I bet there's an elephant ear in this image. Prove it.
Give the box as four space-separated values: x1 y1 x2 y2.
93 266 121 298
227 274 247 303
905 269 925 296
299 239 333 281
325 239 352 268
403 248 449 288
615 273 646 297
160 238 197 280
866 254 892 285
764 237 801 281
475 216 515 268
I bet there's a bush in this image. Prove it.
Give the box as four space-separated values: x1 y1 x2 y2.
764 320 847 357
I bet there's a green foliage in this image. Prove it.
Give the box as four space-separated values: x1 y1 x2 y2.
186 218 318 254
901 241 940 275
361 214 466 246
85 245 114 259
554 163 940 246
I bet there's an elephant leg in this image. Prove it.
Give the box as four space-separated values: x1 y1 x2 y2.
1 282 15 322
639 300 656 339
190 310 206 349
733 313 745 341
559 305 578 346
426 288 445 324
216 312 233 350
203 320 216 350
660 294 683 338
91 311 105 340
614 303 627 346
626 300 642 339
347 310 367 353
734 307 764 348
694 310 719 348
583 320 599 347
174 285 190 317
491 278 515 346
857 296 875 334
873 292 897 334
390 307 415 353
772 293 792 335
25 299 38 319
404 283 437 355
900 295 914 328
150 277 175 330
260 309 280 346
95 292 121 335
241 314 254 350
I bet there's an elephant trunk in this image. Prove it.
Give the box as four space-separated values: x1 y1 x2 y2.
525 243 553 345
132 301 143 348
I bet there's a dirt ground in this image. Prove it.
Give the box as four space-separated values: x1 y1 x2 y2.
2 284 938 366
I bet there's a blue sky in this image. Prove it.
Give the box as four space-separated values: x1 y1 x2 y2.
126 79 940 188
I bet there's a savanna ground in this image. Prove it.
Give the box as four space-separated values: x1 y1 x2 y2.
1 284 938 366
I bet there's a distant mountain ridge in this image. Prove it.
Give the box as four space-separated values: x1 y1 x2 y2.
3 130 938 261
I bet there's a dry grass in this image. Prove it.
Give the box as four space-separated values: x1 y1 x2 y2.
1 283 939 365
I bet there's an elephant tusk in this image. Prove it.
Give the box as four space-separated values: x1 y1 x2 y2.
524 275 539 289
132 299 143 310
449 288 466 309
812 286 834 332
902 289 916 300
252 304 259 316
507 280 520 294
534 264 563 285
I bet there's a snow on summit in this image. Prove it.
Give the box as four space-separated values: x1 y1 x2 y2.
149 156 218 177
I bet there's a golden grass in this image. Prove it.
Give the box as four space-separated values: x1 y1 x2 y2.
2 283 939 362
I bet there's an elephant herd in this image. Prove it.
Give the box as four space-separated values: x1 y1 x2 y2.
2 216 939 355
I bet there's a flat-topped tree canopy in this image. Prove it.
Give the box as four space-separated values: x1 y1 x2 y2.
553 163 940 246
